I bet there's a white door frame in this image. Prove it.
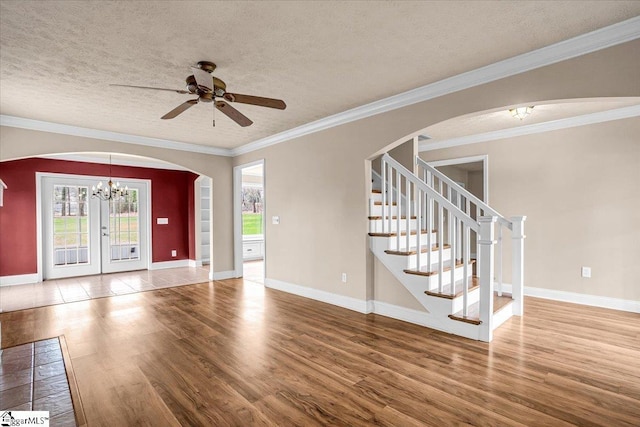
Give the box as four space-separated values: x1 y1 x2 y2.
426 155 489 203
37 172 152 281
233 159 265 278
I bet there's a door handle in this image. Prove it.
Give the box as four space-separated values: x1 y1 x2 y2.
102 233 109 236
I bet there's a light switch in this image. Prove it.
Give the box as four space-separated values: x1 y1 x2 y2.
272 216 280 225
157 218 168 225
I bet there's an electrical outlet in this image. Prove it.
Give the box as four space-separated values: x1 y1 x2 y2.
581 266 591 278
341 273 347 283
171 250 177 257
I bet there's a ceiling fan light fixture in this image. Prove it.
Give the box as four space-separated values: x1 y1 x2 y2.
110 60 286 126
509 106 534 120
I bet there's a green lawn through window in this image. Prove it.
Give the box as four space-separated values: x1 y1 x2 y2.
243 213 263 235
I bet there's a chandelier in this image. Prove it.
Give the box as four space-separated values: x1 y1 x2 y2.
91 155 128 201
509 106 534 120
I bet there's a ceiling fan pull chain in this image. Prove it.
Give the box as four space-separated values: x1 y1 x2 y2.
213 101 216 127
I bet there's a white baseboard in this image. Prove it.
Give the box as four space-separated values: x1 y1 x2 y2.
265 277 372 314
189 259 203 267
212 270 236 280
500 283 640 313
371 300 431 327
0 273 40 286
149 260 192 270
263 278 484 340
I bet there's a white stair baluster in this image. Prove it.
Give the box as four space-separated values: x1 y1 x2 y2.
463 225 470 317
396 169 401 250
438 201 444 293
450 209 456 297
387 163 392 234
456 192 462 261
381 159 387 234
405 180 411 251
416 190 422 270
426 192 432 274
511 216 527 316
496 224 503 296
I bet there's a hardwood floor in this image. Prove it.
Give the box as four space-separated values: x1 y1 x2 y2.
1 278 639 426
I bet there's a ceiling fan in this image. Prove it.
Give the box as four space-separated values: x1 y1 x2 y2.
110 61 286 127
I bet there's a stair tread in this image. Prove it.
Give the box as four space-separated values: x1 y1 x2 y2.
403 259 475 276
448 292 513 325
385 244 450 256
368 215 417 220
373 201 398 206
425 277 479 299
368 229 436 237
372 189 382 194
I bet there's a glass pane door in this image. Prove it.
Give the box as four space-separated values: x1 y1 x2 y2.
43 175 148 278
44 177 100 279
100 183 147 274
52 185 90 266
108 189 140 262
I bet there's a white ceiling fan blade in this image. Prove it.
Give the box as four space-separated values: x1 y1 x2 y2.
191 67 213 92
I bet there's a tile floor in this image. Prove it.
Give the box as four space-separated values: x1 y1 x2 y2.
0 267 212 313
0 337 76 426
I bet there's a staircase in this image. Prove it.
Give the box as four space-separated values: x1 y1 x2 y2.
369 154 526 342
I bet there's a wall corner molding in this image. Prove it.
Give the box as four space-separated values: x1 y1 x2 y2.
149 260 192 270
212 270 235 280
0 115 233 157
264 277 370 314
0 273 39 287
419 104 640 152
234 17 640 156
500 283 640 313
3 18 638 158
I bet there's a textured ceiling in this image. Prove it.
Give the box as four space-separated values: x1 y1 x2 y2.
1 1 639 151
424 98 640 141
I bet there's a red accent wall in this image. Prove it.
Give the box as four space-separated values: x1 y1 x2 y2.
0 158 198 277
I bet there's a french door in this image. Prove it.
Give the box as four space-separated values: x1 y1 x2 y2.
43 176 148 279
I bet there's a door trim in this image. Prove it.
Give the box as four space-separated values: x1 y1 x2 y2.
233 159 265 278
37 172 152 280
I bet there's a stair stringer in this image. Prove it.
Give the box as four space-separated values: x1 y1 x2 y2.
370 238 482 341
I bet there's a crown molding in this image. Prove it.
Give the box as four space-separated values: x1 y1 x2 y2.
419 104 640 152
0 115 233 157
233 17 640 156
1 18 638 158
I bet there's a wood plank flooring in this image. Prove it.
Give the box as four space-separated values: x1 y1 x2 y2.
1 278 639 426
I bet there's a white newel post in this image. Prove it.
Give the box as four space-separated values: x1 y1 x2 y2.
511 216 527 316
478 216 497 342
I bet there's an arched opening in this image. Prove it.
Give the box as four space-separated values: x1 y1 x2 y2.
0 151 216 310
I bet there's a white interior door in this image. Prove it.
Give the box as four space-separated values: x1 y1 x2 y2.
43 175 148 279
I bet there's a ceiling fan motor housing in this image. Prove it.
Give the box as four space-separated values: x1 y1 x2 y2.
185 75 226 99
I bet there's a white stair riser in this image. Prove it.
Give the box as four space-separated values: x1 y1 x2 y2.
385 232 437 250
372 245 469 289
369 219 417 233
406 249 454 269
370 192 383 203
369 204 400 217
451 286 480 312
371 238 456 269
